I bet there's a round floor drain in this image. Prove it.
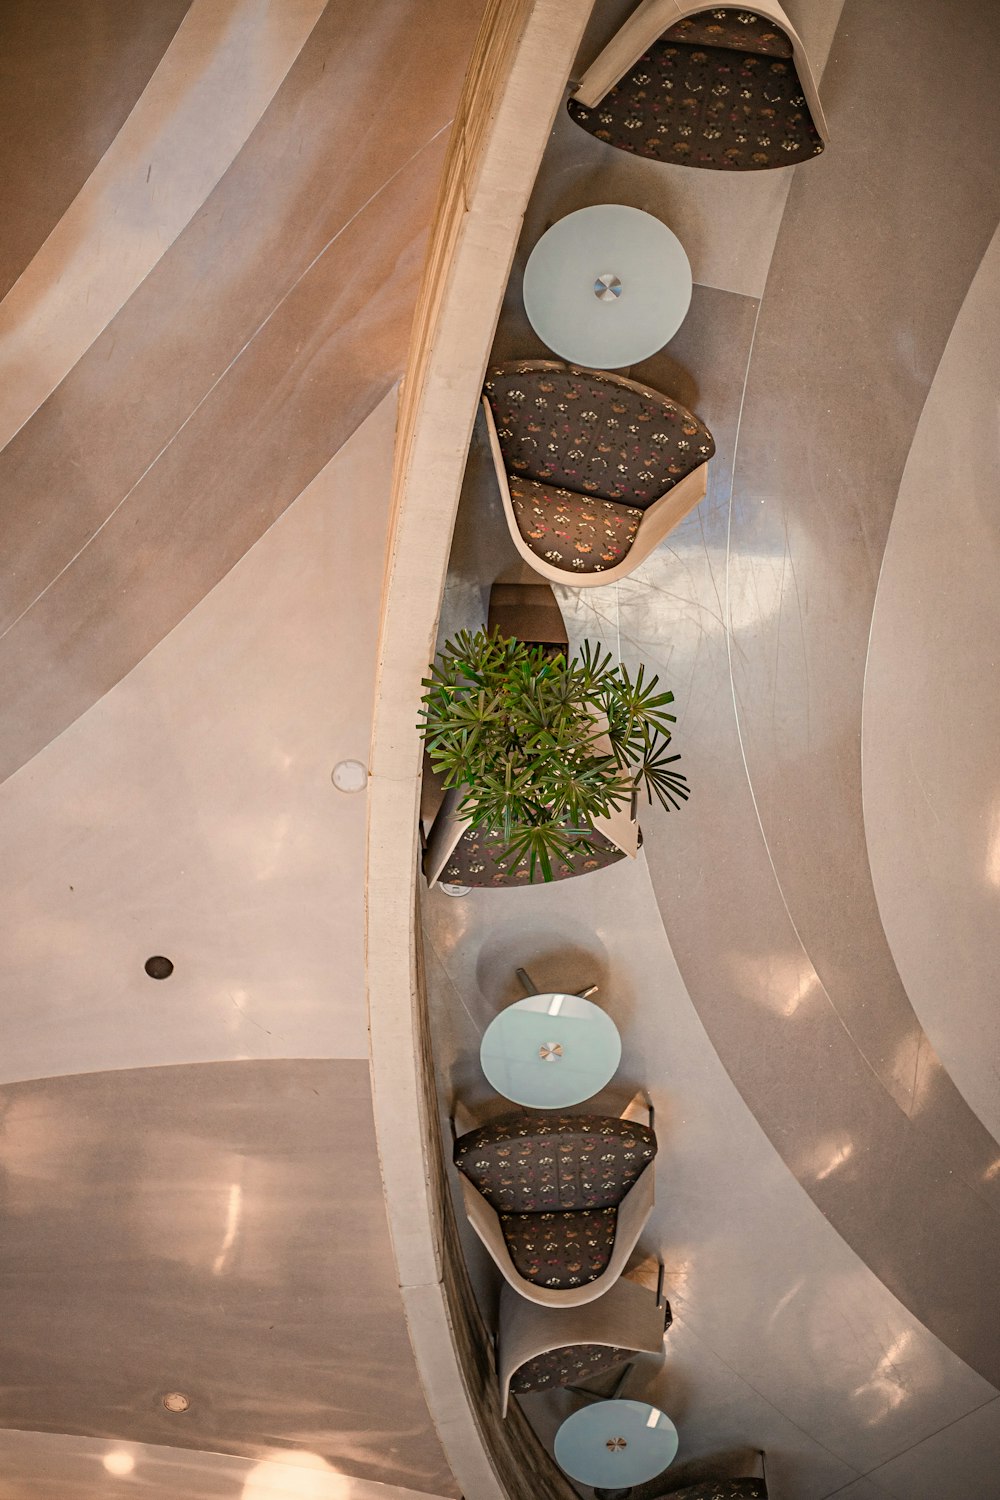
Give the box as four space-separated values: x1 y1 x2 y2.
162 1391 190 1413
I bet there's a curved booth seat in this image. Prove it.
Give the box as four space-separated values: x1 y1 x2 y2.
437 821 630 886
453 1110 657 1307
569 2 828 171
422 782 641 889
483 361 714 587
426 798 635 888
498 1275 670 1416
647 1482 766 1498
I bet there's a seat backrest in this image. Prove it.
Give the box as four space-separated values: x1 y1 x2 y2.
510 1341 630 1395
439 821 629 888
664 9 792 57
454 1111 657 1213
484 362 714 510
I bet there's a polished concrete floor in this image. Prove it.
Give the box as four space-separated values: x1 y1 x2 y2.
425 0 1000 1494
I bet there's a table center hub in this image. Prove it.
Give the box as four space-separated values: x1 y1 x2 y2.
538 1041 564 1062
594 271 622 300
606 1437 628 1452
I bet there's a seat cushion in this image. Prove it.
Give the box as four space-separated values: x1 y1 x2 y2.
510 1340 632 1395
454 1112 657 1213
485 363 713 505
499 1207 618 1290
668 8 792 55
567 8 823 171
510 475 643 574
664 1484 767 1499
442 818 629 886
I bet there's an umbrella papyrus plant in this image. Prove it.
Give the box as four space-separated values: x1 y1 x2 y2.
418 630 688 881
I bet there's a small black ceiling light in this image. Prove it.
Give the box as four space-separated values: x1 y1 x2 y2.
145 956 174 980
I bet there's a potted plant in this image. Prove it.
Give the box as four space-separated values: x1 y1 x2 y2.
419 629 688 882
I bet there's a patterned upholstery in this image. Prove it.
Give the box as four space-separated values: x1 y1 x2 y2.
455 1113 657 1211
666 10 791 54
501 1208 618 1290
509 1340 632 1395
509 477 643 574
485 363 713 505
567 7 823 171
454 1112 657 1290
659 1484 766 1499
442 820 634 887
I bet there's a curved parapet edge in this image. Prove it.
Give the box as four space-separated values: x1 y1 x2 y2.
365 2 591 1496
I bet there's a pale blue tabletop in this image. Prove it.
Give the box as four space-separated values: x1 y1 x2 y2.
554 1398 679 1487
522 203 692 369
479 993 622 1108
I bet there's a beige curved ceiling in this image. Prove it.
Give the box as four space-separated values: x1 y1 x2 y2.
0 0 486 1493
0 0 193 297
0 0 478 785
0 395 395 1082
0 0 328 454
0 1430 450 1500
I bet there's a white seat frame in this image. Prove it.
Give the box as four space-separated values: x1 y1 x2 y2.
571 0 829 145
482 391 709 589
452 1099 656 1310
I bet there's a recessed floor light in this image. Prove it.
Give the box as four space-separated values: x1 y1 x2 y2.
145 956 174 980
331 759 368 792
103 1451 135 1476
162 1391 190 1413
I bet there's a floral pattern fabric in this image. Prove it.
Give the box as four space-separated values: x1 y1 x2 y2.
660 1483 767 1499
509 476 643 573
668 9 791 55
567 8 823 171
454 1112 657 1213
454 1114 656 1288
501 1208 618 1289
510 1341 631 1395
484 363 714 508
443 821 632 887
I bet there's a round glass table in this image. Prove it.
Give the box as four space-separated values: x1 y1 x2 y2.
479 993 622 1108
522 204 692 369
554 1399 679 1488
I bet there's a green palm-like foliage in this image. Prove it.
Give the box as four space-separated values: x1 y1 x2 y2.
418 630 689 880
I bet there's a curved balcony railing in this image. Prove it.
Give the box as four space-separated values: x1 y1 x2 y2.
365 2 592 1495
